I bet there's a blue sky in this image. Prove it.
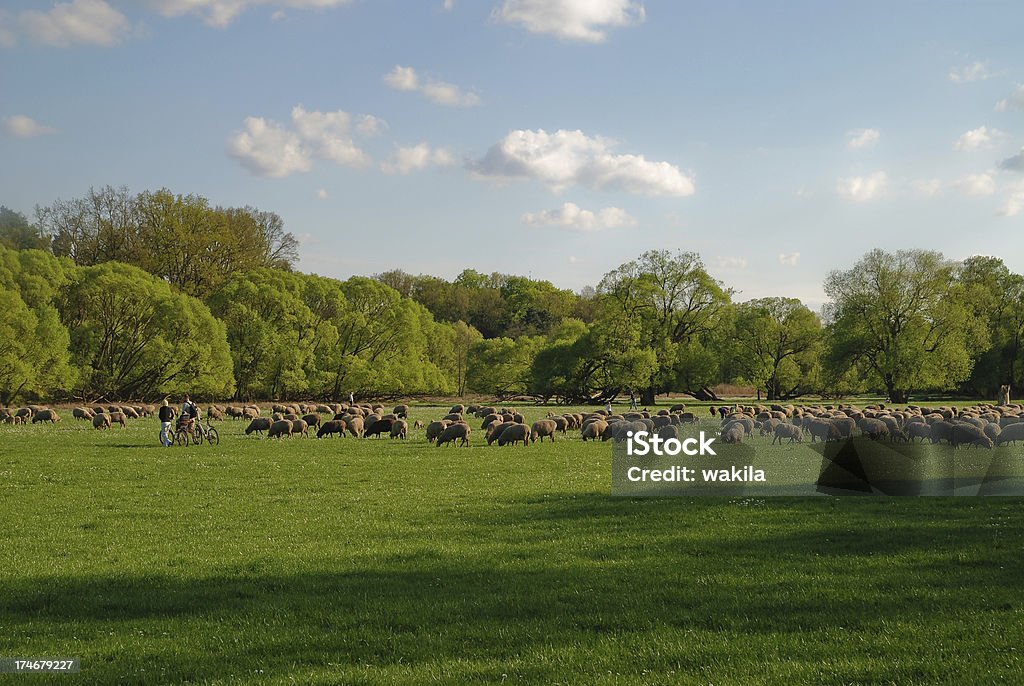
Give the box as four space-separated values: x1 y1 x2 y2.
3 0 1024 305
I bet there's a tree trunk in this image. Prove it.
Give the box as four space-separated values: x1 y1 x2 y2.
890 388 909 404
641 387 656 406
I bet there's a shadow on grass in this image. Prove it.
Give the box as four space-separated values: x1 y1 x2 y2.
4 496 1023 683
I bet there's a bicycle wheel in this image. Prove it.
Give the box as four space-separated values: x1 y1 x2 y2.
191 429 203 445
175 429 188 446
206 427 220 446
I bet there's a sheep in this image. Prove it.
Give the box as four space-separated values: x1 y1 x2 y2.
301 413 321 429
363 415 381 434
549 416 569 434
983 422 1001 442
772 423 803 444
678 412 700 425
497 423 531 447
995 422 1024 446
670 403 686 413
92 406 106 415
393 404 409 418
31 409 60 424
15 407 32 419
449 404 465 415
390 419 408 439
929 421 955 445
364 417 394 438
720 425 743 444
226 405 245 419
581 420 608 442
656 424 679 441
344 416 365 438
831 416 857 438
413 420 424 430
92 414 111 430
245 418 272 435
805 418 842 442
316 419 347 438
268 420 293 439
108 411 127 428
242 407 260 420
425 420 450 443
613 420 648 442
72 407 94 421
443 413 463 423
759 418 782 436
481 414 502 430
651 415 672 429
207 406 224 421
290 419 309 437
436 423 471 447
951 423 993 449
121 406 140 419
906 422 932 443
316 404 333 414
487 421 516 445
856 417 889 441
530 419 558 443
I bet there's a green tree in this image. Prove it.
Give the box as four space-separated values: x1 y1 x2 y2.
0 206 49 250
824 249 986 403
466 336 543 398
957 256 1024 398
729 298 823 400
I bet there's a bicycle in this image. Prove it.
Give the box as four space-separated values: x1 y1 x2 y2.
170 416 220 447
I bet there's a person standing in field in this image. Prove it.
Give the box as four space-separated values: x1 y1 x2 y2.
158 399 174 447
629 390 638 410
349 391 354 405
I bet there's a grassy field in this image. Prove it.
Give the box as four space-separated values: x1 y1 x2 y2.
2 406 1023 684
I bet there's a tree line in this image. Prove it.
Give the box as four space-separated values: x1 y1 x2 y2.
2 188 1022 404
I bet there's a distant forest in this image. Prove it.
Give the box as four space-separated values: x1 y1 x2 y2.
2 186 1022 405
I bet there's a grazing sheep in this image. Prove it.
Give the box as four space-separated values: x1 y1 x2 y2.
390 419 408 439
906 422 932 443
983 422 1001 442
857 417 889 441
805 418 842 442
92 414 111 430
72 407 94 421
581 420 608 442
225 406 244 419
497 423 530 447
951 423 993 449
268 420 293 439
413 420 424 430
92 406 106 415
207 406 224 421
425 420 450 443
301 413 321 429
656 424 679 441
929 421 955 445
995 422 1024 446
436 423 471 447
487 421 516 445
678 412 700 425
317 420 347 438
15 407 32 419
344 416 365 438
363 415 382 433
31 409 60 424
290 419 309 437
772 424 803 444
121 406 140 419
721 425 743 444
393 404 409 418
481 414 502 431
443 413 463 423
108 411 127 428
449 404 466 415
530 419 558 443
831 416 857 438
364 417 394 438
245 418 272 435
758 418 782 436
670 403 686 413
242 407 259 420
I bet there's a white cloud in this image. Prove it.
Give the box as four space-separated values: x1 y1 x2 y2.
953 126 1003 152
949 61 992 83
793 187 812 198
995 85 1024 112
227 117 311 177
999 179 1024 217
912 179 943 197
0 11 16 48
954 173 996 197
493 0 644 42
271 10 285 20
1000 148 1024 173
712 256 748 270
316 188 328 199
4 115 58 138
846 128 879 150
227 105 377 177
522 202 637 231
355 114 386 137
148 0 354 27
383 65 480 107
778 252 800 266
837 171 887 202
568 255 578 264
442 0 454 9
471 128 695 197
16 0 131 47
380 143 455 175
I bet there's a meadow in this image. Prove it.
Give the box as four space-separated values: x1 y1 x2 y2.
2 405 1023 684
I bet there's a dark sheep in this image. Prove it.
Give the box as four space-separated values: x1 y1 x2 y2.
929 421 955 445
393 405 409 418
364 418 394 438
317 420 347 438
301 413 321 428
245 418 272 435
995 422 1024 446
772 424 803 444
31 409 61 424
487 421 516 445
290 419 309 437
268 420 292 439
390 419 408 439
951 423 993 449
426 420 450 443
92 414 111 430
497 423 530 447
437 423 471 447
721 425 743 444
449 404 466 415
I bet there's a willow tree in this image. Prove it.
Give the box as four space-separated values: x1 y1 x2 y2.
824 249 986 403
729 298 823 400
597 250 731 403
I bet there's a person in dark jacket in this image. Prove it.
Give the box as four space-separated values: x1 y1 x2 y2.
158 399 175 447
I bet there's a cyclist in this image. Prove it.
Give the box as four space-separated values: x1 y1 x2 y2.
158 399 174 447
178 395 199 434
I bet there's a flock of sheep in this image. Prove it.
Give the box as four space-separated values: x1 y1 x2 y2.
707 401 1024 449
5 399 1024 450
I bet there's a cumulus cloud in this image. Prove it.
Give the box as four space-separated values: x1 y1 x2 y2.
471 128 694 197
712 256 748 270
995 85 1024 112
13 0 132 47
493 0 644 42
837 172 887 202
443 0 454 9
316 188 328 199
778 252 800 266
380 143 455 175
383 65 480 107
846 128 879 150
148 0 354 27
949 61 992 83
4 115 58 138
912 179 943 197
521 202 636 231
227 105 378 177
999 148 1024 173
953 126 1003 151
954 173 996 197
999 180 1024 217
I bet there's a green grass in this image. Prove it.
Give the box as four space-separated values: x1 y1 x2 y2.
2 407 1023 684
